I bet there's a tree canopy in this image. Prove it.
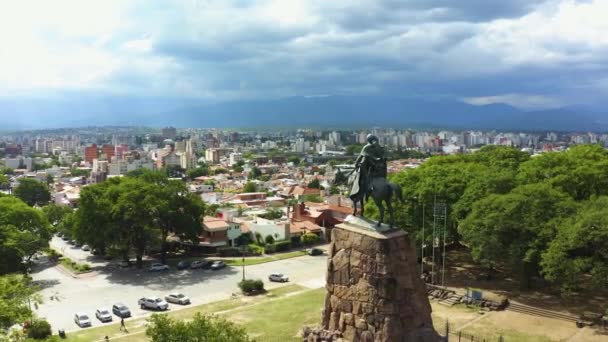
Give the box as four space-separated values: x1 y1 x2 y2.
146 313 252 342
72 171 205 267
0 274 41 330
372 144 608 293
0 196 52 273
14 179 51 207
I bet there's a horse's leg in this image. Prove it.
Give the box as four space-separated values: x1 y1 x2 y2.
360 199 365 217
352 198 358 216
386 195 394 228
374 196 384 227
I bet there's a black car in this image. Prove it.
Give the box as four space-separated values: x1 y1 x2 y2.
112 303 131 318
307 248 323 256
177 260 191 270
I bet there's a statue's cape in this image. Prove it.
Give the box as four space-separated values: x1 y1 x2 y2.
349 170 361 196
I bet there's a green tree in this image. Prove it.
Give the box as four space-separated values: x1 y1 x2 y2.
345 144 364 156
41 204 73 231
146 313 252 342
264 235 275 245
0 174 9 190
70 168 90 177
459 183 576 288
288 156 300 165
0 274 41 330
0 167 14 175
0 196 52 272
14 179 51 207
301 233 320 246
248 166 262 180
187 165 209 179
307 178 321 189
233 165 244 173
541 196 608 294
243 182 257 193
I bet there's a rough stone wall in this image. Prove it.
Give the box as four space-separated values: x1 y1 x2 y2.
322 225 440 342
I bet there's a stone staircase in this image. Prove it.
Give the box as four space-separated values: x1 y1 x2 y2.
507 302 579 322
439 293 463 307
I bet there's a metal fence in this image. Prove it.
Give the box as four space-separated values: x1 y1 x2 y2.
436 317 505 342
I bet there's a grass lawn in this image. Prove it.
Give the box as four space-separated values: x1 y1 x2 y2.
60 284 309 342
224 251 307 266
226 288 326 342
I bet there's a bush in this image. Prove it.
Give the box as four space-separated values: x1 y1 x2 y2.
238 279 265 295
264 244 276 254
248 244 264 256
218 247 242 257
264 235 275 245
27 319 52 339
59 257 91 274
274 240 291 252
301 233 321 246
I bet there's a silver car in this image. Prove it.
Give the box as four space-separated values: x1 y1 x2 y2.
95 308 112 323
74 313 92 328
165 293 191 305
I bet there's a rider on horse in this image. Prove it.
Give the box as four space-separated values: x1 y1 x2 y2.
350 134 387 200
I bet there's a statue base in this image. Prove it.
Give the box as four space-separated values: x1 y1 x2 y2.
343 215 399 233
322 221 440 342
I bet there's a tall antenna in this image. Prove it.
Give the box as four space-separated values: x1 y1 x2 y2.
421 202 425 276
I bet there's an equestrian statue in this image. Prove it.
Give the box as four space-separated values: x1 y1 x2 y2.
347 134 403 228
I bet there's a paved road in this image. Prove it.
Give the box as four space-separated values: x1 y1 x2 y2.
32 238 327 331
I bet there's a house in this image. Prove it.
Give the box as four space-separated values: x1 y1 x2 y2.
235 217 290 242
199 216 241 249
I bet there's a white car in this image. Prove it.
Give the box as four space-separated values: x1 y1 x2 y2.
138 297 169 311
74 313 92 328
268 273 289 282
95 308 112 323
165 293 191 305
82 245 91 251
148 263 170 272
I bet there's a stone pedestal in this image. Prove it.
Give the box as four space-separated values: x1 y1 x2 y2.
322 216 440 342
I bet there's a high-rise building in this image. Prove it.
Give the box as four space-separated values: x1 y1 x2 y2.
162 127 177 140
101 145 115 161
84 144 99 163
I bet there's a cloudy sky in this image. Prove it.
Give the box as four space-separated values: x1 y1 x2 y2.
1 0 607 110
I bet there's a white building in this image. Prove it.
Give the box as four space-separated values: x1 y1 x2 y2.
229 153 243 166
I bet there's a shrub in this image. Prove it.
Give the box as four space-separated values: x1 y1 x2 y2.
264 244 276 254
301 233 320 246
264 235 275 245
238 279 265 295
27 319 52 339
248 244 264 256
274 240 291 252
218 247 241 257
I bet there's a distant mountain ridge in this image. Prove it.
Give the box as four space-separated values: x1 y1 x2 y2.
0 95 603 131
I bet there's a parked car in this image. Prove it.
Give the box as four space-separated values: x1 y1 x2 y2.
112 303 131 318
210 260 226 270
95 308 112 323
307 248 323 256
62 236 69 241
190 260 211 269
82 245 91 251
74 313 92 328
176 260 191 270
148 263 170 272
67 240 75 245
165 293 191 305
138 297 169 311
268 273 289 283
56 232 63 237
74 242 82 248
118 260 131 268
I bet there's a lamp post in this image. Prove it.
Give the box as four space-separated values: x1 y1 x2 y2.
240 246 246 281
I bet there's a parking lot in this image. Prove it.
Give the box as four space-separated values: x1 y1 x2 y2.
32 237 327 331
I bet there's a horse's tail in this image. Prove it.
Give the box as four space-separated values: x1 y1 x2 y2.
390 182 403 204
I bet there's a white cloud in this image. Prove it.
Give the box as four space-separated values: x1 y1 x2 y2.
0 0 607 107
463 93 563 109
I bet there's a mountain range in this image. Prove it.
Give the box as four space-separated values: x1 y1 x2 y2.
0 95 604 132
